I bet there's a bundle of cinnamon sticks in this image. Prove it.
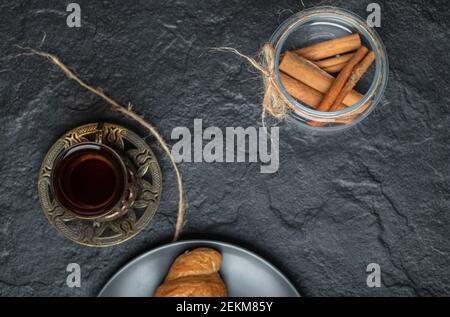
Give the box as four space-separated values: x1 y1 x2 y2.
279 34 375 118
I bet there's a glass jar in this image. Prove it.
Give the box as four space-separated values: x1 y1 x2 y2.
270 6 388 131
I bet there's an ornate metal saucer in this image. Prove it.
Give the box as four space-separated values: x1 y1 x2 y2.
38 123 162 247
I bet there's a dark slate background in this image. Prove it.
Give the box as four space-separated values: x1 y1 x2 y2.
0 0 449 297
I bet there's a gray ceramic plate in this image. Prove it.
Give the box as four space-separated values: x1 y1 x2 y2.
99 240 300 297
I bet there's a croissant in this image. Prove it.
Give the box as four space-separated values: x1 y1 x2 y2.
154 247 227 297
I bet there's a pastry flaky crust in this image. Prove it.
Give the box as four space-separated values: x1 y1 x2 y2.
154 248 227 297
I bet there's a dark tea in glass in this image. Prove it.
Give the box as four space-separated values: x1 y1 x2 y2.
52 142 127 219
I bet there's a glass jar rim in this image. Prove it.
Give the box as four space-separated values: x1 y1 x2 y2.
270 6 389 120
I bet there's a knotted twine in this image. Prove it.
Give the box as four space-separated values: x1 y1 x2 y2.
19 47 186 241
214 44 297 124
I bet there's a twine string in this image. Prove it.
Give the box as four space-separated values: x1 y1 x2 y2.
19 47 186 241
213 44 295 123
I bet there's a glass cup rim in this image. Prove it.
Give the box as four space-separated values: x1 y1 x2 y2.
51 141 129 220
270 6 389 122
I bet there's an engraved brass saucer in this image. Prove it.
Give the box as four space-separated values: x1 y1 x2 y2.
38 123 162 247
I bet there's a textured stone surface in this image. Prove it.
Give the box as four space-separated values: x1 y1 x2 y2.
0 0 449 297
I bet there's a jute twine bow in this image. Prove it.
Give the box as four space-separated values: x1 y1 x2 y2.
18 47 186 241
214 44 296 123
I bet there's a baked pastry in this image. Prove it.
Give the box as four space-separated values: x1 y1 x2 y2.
154 247 227 297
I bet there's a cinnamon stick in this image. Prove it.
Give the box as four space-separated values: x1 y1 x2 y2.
323 63 346 74
315 53 355 68
294 34 361 61
329 51 376 112
316 46 369 112
279 51 363 107
279 72 323 108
